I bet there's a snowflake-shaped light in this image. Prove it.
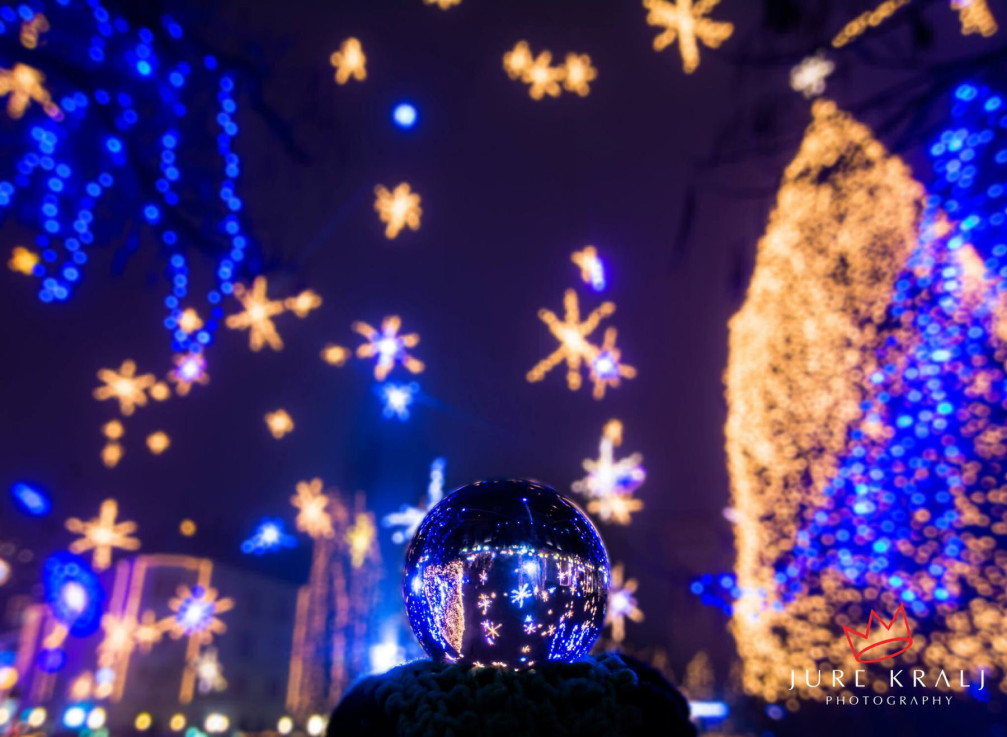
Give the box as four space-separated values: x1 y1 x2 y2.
482 620 502 644
374 183 422 239
383 458 447 544
168 352 209 396
587 494 644 525
353 315 425 380
790 51 834 99
192 647 227 694
510 584 533 608
527 289 615 391
606 563 643 643
588 328 637 399
284 290 322 318
133 610 163 653
523 51 564 100
176 308 204 334
346 512 377 568
0 63 60 119
562 53 597 97
330 37 367 84
291 478 334 539
93 360 157 416
379 382 418 420
8 245 39 275
264 409 294 439
571 246 606 291
97 613 136 665
503 41 534 80
65 499 140 571
643 0 734 74
225 276 287 352
166 585 233 643
573 420 646 525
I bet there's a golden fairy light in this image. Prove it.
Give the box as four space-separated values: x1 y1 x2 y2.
642 0 734 74
291 478 334 539
177 308 203 334
953 0 998 36
146 431 171 455
502 41 534 80
790 51 834 98
605 563 643 643
330 37 367 85
321 344 350 366
562 53 597 96
527 289 615 391
19 12 48 49
102 419 124 441
832 0 910 47
353 315 425 380
0 63 60 119
101 442 123 468
179 519 197 537
93 359 157 416
284 289 323 318
523 50 564 100
374 183 422 239
66 499 141 571
725 100 925 702
8 245 38 274
226 276 287 351
265 409 295 439
346 512 377 568
150 381 171 401
424 0 462 8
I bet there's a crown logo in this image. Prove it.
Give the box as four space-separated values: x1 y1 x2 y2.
842 603 913 664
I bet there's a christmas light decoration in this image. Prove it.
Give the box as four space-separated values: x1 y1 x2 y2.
102 419 124 440
527 289 616 392
179 519 197 536
177 308 203 334
168 352 209 395
424 0 462 8
790 52 834 98
43 552 104 637
571 246 606 291
379 382 418 420
392 102 418 129
523 50 564 100
953 0 998 36
383 457 447 544
502 41 533 80
0 62 59 119
19 11 48 49
284 289 322 318
145 431 170 455
329 38 367 85
588 327 637 400
291 478 334 539
346 512 377 569
101 442 123 468
642 0 734 74
92 360 157 416
321 343 350 366
265 409 295 439
226 276 287 351
832 0 911 48
241 517 297 554
8 245 38 274
165 584 233 644
192 647 227 694
605 563 643 643
373 183 422 239
562 53 597 97
66 499 140 571
10 481 51 516
353 315 425 380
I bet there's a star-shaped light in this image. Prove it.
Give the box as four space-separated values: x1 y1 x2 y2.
264 409 295 439
226 276 286 351
97 613 136 665
524 51 564 100
790 52 834 99
284 289 322 318
93 360 157 416
380 382 418 420
291 478 334 539
562 53 597 97
168 352 209 396
346 512 377 568
164 585 233 644
176 308 204 334
606 563 643 643
573 419 646 525
66 499 140 571
353 315 425 380
374 183 422 239
510 584 533 608
8 246 39 275
503 41 534 80
571 246 606 291
588 327 637 399
527 289 616 391
192 647 227 694
330 38 367 84
643 0 734 74
0 63 61 119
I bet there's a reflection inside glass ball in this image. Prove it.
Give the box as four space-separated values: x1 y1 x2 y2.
403 479 609 669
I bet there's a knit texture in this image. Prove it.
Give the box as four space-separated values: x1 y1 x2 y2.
327 652 696 737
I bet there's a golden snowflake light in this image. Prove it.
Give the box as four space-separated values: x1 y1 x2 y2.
330 37 367 85
523 50 564 100
265 409 295 439
92 359 157 416
574 419 646 525
642 0 734 74
346 512 377 569
502 41 534 80
284 289 323 318
527 289 615 391
225 276 287 351
586 495 643 525
97 613 135 666
953 0 998 36
66 499 141 571
8 245 38 274
146 431 171 455
0 63 60 119
176 308 203 334
790 51 834 98
562 53 597 96
164 585 234 645
374 183 422 239
605 564 643 643
353 315 424 380
321 344 350 366
291 478 334 539
168 352 209 396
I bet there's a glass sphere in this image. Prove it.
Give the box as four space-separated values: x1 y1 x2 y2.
403 479 609 669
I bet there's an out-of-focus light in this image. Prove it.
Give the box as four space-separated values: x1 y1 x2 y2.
571 246 606 291
134 712 152 731
87 706 106 729
690 700 729 719
61 581 88 612
264 409 294 439
392 102 417 129
8 245 39 274
0 707 11 725
28 707 47 728
306 714 326 736
373 184 422 239
169 714 186 731
0 666 17 689
321 344 350 366
276 716 293 735
0 558 9 586
179 519 197 536
62 706 85 729
643 0 733 74
380 382 418 420
353 315 424 378
241 518 297 555
329 38 366 85
10 481 51 516
369 637 405 674
204 713 228 733
146 431 171 455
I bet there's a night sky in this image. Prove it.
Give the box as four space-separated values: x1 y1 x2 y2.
2 0 1005 677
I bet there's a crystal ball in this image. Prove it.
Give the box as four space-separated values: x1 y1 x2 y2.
403 479 610 669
